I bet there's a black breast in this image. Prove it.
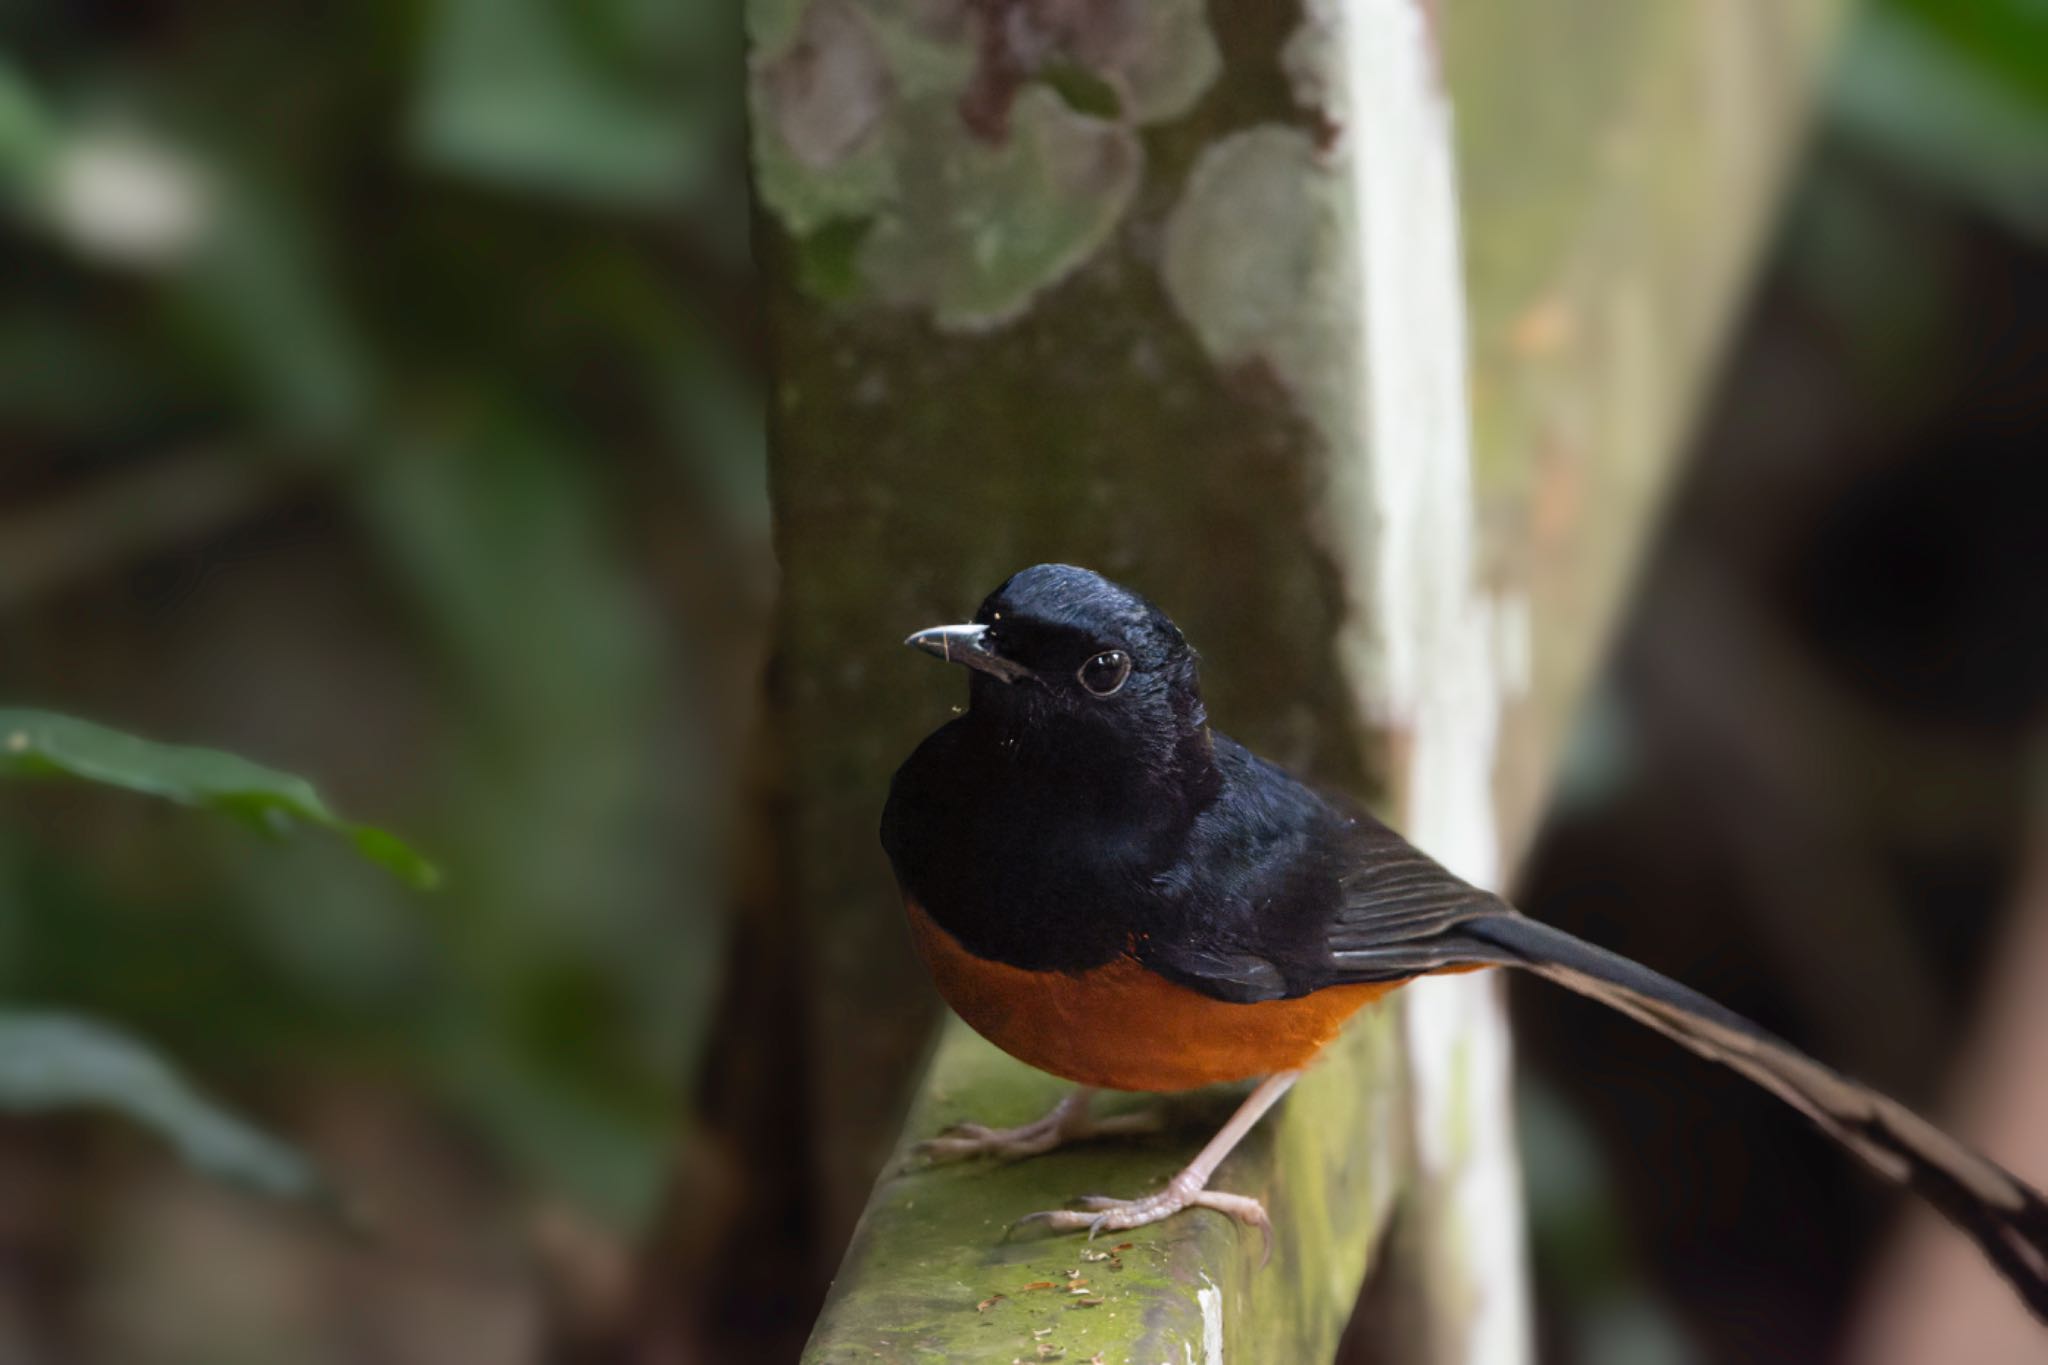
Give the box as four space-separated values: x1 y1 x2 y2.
880 718 1183 973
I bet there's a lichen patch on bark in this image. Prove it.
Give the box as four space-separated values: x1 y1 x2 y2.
750 0 1220 329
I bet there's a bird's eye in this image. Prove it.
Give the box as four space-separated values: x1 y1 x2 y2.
1077 650 1132 697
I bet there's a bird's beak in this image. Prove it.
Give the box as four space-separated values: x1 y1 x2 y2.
903 623 1030 684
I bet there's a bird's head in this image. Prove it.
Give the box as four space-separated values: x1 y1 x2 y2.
905 564 1209 779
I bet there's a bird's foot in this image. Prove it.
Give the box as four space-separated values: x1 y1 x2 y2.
1008 1172 1271 1261
907 1091 1160 1167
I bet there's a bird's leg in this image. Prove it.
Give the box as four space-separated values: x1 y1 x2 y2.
1009 1072 1299 1252
908 1087 1162 1166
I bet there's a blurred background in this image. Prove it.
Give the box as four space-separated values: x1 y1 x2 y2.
1 2 2045 1363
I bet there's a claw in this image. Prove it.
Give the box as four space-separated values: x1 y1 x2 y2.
1001 1209 1071 1242
1005 1184 1273 1258
904 1091 1161 1170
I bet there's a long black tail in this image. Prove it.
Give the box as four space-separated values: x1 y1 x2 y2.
1461 913 2048 1322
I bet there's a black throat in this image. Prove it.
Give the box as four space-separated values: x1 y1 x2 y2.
882 704 1221 973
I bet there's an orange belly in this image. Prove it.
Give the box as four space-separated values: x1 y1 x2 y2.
905 899 1399 1091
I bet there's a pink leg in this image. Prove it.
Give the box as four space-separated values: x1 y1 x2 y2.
1010 1072 1299 1254
908 1087 1163 1166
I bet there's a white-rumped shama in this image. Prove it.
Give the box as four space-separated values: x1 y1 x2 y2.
881 563 2048 1319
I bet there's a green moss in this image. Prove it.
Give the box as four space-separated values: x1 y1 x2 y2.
803 1024 1230 1363
1038 61 1125 122
805 1010 1408 1363
794 216 874 302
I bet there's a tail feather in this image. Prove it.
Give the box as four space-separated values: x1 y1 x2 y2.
1462 913 2048 1321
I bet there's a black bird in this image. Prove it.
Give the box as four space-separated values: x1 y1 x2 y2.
881 563 2048 1319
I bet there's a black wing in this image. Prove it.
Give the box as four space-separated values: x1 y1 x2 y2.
1135 735 1512 1001
1321 810 1515 979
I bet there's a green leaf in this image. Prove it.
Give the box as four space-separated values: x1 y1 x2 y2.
175 173 379 442
1831 5 2048 246
0 57 58 200
1884 0 2048 114
0 709 438 888
410 0 725 207
0 1011 325 1205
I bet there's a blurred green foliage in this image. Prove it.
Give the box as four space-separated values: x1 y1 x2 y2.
0 1011 326 1206
0 708 430 1216
1888 0 2048 113
1832 0 2048 247
0 708 436 886
1 0 763 1247
413 0 736 206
